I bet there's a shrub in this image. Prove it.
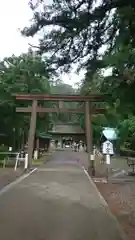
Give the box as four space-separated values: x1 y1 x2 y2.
120 147 135 157
0 145 9 161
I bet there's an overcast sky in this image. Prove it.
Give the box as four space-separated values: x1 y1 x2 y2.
0 0 85 87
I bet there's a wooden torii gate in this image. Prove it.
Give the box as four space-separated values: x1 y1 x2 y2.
13 93 105 175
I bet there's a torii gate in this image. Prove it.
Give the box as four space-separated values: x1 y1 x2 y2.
13 93 105 176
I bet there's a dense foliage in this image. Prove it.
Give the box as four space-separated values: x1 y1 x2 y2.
79 70 135 151
50 79 78 123
21 0 135 151
23 0 135 73
0 52 77 150
2 0 135 153
0 51 51 149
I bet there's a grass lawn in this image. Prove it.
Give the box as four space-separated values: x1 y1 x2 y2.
0 152 52 168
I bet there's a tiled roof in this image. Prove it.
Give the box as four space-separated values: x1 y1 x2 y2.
49 124 84 134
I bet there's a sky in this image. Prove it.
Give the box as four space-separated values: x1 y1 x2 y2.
0 0 84 87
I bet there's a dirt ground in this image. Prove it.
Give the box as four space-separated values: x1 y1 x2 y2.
0 168 24 190
0 153 51 191
96 181 135 240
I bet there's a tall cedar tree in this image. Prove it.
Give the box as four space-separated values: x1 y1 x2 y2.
22 0 135 73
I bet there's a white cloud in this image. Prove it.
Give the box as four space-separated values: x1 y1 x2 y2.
0 0 83 85
0 0 32 58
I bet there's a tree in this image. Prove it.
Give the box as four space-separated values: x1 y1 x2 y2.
50 80 77 123
78 70 123 145
51 80 75 95
22 1 135 151
0 51 51 149
22 0 135 73
118 117 135 150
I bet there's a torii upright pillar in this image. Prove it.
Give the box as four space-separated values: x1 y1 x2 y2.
27 99 37 169
85 101 95 176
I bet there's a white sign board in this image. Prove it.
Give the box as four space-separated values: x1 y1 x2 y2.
102 140 114 155
106 154 111 164
9 147 12 151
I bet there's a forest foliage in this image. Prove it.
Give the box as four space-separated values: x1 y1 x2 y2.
1 0 135 153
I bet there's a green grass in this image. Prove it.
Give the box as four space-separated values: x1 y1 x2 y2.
32 160 42 166
0 153 51 168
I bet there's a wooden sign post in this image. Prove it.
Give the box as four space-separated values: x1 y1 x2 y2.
102 140 114 180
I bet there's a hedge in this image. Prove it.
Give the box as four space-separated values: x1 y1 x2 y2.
120 148 135 157
0 145 9 161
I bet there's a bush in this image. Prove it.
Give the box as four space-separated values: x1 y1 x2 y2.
0 145 9 161
120 147 135 157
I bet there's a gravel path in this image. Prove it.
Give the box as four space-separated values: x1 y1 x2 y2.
0 150 125 240
96 181 135 240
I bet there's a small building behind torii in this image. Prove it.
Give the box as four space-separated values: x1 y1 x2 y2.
48 122 85 146
34 132 52 152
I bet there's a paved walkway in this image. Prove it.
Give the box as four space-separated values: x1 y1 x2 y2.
0 150 125 240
